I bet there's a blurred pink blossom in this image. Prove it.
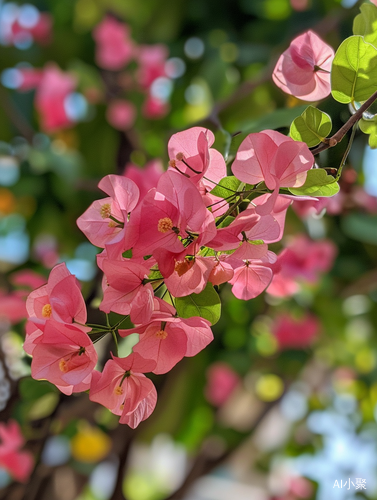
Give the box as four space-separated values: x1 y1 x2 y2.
268 235 337 297
0 420 33 482
35 64 77 132
123 159 164 206
290 0 310 11
142 94 169 118
93 16 134 70
0 291 27 324
106 100 136 130
136 44 168 89
205 362 240 406
273 313 319 349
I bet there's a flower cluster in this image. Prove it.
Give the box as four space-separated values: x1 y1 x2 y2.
22 125 330 428
93 15 170 124
4 14 170 133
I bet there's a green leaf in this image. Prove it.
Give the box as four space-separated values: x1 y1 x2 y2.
19 378 57 401
210 176 242 199
28 393 60 420
331 36 377 104
175 283 221 325
353 4 377 48
359 117 377 148
288 169 340 197
289 106 332 147
217 216 235 228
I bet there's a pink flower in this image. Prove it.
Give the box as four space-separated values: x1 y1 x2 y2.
0 291 27 325
232 130 314 193
272 30 334 101
142 94 169 118
26 263 87 328
208 257 234 286
99 258 154 324
89 353 157 428
168 127 226 191
17 68 43 91
228 259 274 300
123 160 164 207
164 256 216 297
30 320 97 394
127 170 211 262
0 420 33 482
35 64 77 132
205 362 240 407
77 174 139 253
267 235 337 297
290 0 309 11
120 298 213 373
106 100 136 130
10 270 46 292
93 17 134 70
136 44 168 89
273 313 319 349
208 207 280 251
25 263 88 355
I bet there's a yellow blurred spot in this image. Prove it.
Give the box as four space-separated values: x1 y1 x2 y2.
255 374 284 402
54 130 79 150
220 43 239 63
370 382 377 404
74 0 101 32
124 473 158 500
286 95 304 108
255 332 278 356
355 349 375 374
0 188 16 215
71 423 111 463
263 0 290 20
184 102 211 123
361 398 375 421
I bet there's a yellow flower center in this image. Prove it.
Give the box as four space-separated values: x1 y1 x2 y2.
108 220 117 228
42 304 52 318
114 386 123 395
158 217 174 233
59 359 69 373
100 203 111 219
155 329 168 339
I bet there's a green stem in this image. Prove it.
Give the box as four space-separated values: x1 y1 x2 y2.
111 330 119 357
336 123 357 182
109 215 124 227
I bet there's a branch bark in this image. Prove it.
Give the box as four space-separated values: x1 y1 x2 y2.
311 89 377 155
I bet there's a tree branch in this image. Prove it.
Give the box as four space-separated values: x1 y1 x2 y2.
311 89 377 155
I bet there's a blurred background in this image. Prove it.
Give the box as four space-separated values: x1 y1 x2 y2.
1 0 377 499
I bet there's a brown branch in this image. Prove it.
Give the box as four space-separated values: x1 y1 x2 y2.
311 89 377 155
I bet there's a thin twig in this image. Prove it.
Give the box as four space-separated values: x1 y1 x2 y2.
311 89 377 155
